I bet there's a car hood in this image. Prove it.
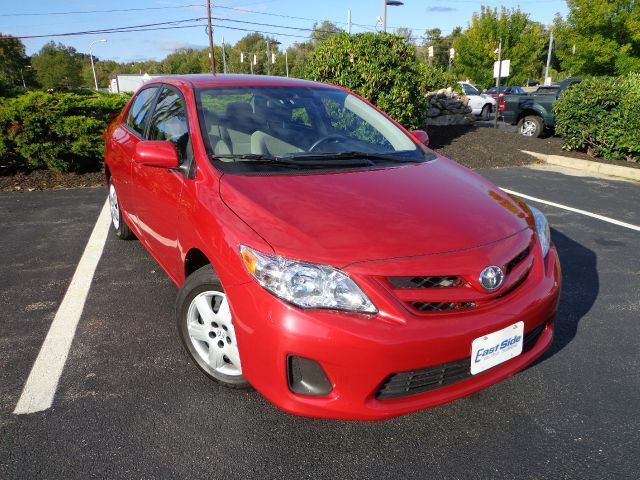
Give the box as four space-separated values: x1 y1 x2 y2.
219 156 530 267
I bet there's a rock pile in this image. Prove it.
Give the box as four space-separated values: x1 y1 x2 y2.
426 88 474 126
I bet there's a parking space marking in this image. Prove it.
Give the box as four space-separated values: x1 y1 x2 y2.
502 188 640 232
13 199 110 415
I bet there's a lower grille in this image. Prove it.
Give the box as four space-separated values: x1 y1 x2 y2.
376 323 547 400
411 301 476 312
388 276 464 289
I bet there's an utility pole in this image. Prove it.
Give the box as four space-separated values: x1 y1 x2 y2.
347 9 352 34
544 29 554 86
494 38 502 129
221 36 227 73
285 50 289 77
207 0 216 75
266 40 271 75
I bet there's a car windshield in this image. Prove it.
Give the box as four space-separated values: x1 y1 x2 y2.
195 86 430 174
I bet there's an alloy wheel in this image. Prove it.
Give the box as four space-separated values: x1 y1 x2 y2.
186 291 242 376
520 120 537 136
108 183 120 230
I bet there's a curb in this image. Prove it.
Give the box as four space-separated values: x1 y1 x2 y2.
521 150 640 182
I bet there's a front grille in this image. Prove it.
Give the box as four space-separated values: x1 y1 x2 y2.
506 244 531 274
376 323 546 400
411 301 476 312
496 270 530 299
388 276 464 289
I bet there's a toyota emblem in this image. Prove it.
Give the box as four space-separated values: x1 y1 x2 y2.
479 266 504 291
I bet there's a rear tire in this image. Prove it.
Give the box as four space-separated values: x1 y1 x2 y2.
481 104 492 120
518 115 544 138
176 265 249 389
108 178 135 240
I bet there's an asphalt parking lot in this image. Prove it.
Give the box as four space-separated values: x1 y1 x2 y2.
1 165 638 479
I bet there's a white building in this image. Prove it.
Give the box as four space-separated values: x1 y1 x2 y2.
110 73 163 93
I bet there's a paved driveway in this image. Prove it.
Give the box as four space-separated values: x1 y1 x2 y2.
1 167 638 479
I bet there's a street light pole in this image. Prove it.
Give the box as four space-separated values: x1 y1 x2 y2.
382 0 387 33
494 38 502 129
89 39 107 90
382 1 403 33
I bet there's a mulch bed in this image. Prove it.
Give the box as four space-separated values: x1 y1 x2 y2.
428 125 640 170
1 126 638 192
0 169 104 192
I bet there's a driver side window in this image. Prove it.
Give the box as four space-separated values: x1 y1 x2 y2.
148 88 192 167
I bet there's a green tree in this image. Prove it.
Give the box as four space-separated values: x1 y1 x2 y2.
31 42 86 88
310 21 344 43
0 33 30 87
452 7 547 87
160 48 208 74
304 32 426 129
394 27 414 44
418 28 462 70
555 0 640 76
227 33 281 75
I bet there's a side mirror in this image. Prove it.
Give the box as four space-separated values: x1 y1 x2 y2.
411 130 429 147
134 141 179 168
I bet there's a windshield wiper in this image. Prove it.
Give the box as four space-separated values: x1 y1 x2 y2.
211 153 373 167
282 151 419 163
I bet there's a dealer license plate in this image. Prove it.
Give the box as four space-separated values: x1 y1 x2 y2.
470 321 524 375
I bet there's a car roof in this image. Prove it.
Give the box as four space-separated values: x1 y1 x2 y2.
143 74 334 90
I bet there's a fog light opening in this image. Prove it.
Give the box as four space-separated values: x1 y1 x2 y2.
287 355 333 396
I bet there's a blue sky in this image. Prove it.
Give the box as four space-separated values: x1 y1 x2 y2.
1 1 569 62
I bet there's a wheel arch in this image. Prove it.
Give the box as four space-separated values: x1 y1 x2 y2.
104 163 111 187
517 109 544 125
184 248 214 279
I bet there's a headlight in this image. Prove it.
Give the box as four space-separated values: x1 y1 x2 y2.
239 245 377 314
528 205 550 257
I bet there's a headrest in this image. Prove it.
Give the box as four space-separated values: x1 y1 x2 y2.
226 102 253 118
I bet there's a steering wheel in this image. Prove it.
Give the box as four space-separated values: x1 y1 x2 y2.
308 134 347 152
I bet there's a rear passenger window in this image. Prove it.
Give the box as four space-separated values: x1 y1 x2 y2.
126 87 158 136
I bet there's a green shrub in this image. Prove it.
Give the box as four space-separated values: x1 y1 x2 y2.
417 63 459 93
553 74 640 162
0 90 129 172
303 33 426 130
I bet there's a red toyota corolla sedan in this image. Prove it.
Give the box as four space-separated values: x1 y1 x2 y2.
103 74 560 420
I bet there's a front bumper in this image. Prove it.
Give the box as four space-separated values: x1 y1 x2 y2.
226 245 561 420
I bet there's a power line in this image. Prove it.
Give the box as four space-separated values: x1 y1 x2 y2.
3 18 207 40
0 4 204 17
1 14 354 42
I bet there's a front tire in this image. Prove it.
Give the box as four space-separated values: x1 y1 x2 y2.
176 265 249 388
518 115 544 138
108 178 135 240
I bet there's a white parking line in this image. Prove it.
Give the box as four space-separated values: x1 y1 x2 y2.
502 188 640 232
13 199 110 415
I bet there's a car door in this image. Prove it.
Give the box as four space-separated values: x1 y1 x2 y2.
130 85 195 273
110 86 159 214
460 83 482 111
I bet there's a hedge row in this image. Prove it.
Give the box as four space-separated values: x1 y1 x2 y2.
554 74 640 162
0 90 129 172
